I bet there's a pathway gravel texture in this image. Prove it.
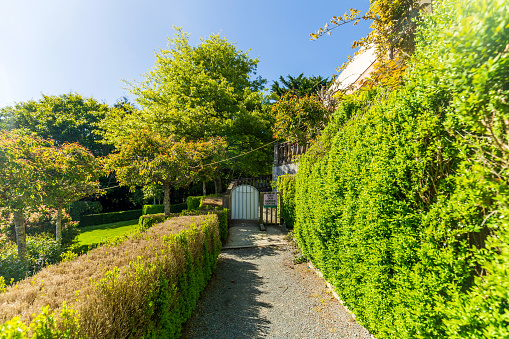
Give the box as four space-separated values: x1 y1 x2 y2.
181 223 374 338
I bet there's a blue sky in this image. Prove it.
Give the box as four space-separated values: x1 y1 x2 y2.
0 0 371 108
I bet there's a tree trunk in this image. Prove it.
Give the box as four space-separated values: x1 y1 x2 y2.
163 182 171 217
13 209 27 259
56 204 63 245
203 181 207 196
214 176 222 194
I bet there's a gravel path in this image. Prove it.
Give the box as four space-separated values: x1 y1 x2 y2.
181 243 374 338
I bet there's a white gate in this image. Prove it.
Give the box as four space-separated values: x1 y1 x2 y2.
231 185 259 220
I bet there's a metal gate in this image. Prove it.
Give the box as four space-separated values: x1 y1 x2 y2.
231 185 259 220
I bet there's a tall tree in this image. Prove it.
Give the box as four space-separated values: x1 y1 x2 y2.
0 130 48 258
40 143 102 243
100 28 273 181
104 130 226 216
271 93 330 144
0 93 113 156
271 73 329 99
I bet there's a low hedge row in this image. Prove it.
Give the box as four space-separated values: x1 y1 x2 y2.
142 203 187 215
277 175 296 229
139 209 228 243
295 0 509 338
186 194 222 211
78 209 142 227
186 196 202 211
0 214 222 338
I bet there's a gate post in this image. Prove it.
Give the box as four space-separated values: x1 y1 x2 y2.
259 192 263 226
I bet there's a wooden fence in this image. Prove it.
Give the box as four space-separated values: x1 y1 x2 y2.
274 142 309 166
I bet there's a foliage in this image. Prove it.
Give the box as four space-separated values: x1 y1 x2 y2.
271 73 329 98
104 129 226 216
137 213 167 232
78 209 143 227
271 93 330 144
186 196 202 211
142 203 188 216
277 175 296 229
142 205 164 215
100 27 273 178
0 93 112 156
0 130 50 258
0 215 222 338
40 142 102 243
0 302 81 339
1 206 79 249
0 234 62 283
294 0 509 337
68 201 102 220
311 1 431 87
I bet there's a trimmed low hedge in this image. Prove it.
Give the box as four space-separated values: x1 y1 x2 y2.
0 214 222 338
277 175 296 229
139 209 228 243
186 196 202 211
186 194 222 211
142 203 188 216
79 209 142 227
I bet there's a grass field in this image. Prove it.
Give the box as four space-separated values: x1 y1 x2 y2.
77 219 139 246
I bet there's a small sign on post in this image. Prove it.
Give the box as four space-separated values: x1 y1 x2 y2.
263 193 277 208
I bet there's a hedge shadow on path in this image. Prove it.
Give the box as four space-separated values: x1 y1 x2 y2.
181 247 276 338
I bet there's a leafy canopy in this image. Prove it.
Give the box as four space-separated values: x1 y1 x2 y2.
271 73 329 99
104 130 226 215
101 27 273 177
271 93 330 144
0 93 112 156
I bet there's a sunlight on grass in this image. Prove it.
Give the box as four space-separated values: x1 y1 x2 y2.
77 219 139 246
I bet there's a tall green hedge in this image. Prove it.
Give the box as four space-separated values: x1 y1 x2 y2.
277 175 296 228
295 0 509 338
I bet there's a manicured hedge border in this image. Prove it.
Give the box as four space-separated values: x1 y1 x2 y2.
142 203 187 215
79 209 142 227
0 214 222 338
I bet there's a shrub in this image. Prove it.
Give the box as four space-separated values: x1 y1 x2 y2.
186 196 202 211
0 214 222 338
68 200 102 220
277 175 296 229
142 204 164 215
0 234 62 283
78 209 143 227
294 0 509 337
142 203 188 216
0 206 79 248
138 213 166 231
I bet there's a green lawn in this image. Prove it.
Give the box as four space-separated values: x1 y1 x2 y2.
77 219 139 246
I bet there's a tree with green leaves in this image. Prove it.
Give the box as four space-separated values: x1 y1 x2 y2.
100 28 273 182
271 93 330 144
40 143 102 243
271 73 329 99
0 130 48 258
104 130 226 216
0 93 113 156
